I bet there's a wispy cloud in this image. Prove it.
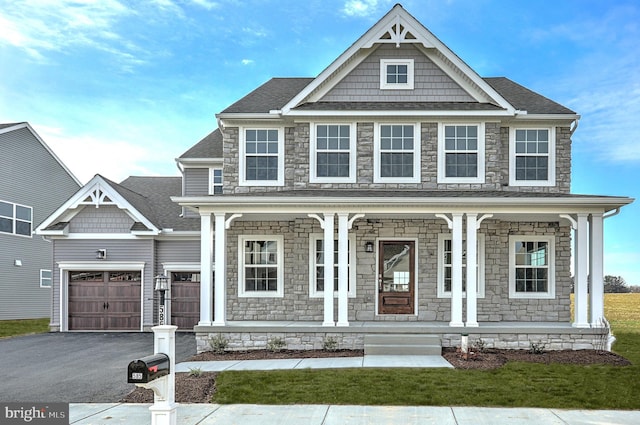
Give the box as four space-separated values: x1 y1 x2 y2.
241 59 254 65
342 0 379 17
190 0 219 10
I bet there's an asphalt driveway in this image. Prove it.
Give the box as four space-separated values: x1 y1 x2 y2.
0 332 196 402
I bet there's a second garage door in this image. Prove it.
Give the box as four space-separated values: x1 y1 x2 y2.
68 271 141 331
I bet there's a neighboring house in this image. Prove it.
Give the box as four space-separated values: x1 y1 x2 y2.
0 122 81 320
37 5 632 354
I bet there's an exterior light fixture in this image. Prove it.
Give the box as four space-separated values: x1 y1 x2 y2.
365 241 374 253
155 274 170 325
96 249 107 260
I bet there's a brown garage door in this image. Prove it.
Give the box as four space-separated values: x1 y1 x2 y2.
170 272 200 329
68 271 141 331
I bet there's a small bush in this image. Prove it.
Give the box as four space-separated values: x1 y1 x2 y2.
188 367 203 377
529 340 546 354
323 336 339 352
267 336 286 352
472 338 486 353
209 334 229 354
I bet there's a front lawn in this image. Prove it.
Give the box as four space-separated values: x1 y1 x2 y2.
0 318 50 338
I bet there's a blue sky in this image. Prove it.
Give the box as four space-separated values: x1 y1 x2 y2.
0 0 638 284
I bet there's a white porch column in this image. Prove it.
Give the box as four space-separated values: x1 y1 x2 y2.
450 213 464 327
337 213 349 327
199 213 214 326
465 213 478 327
323 213 335 326
574 213 589 328
590 213 605 326
212 212 227 326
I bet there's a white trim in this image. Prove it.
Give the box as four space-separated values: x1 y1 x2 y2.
436 233 485 298
508 235 555 299
238 127 284 186
57 261 146 332
309 123 357 183
437 123 485 184
509 126 556 187
374 237 419 316
40 269 52 288
238 235 284 298
373 123 421 183
380 59 414 90
162 264 202 329
308 233 357 298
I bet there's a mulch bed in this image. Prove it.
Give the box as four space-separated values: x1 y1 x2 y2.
121 348 631 403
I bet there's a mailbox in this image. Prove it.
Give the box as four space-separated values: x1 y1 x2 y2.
127 353 170 384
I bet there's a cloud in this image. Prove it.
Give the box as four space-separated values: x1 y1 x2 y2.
241 59 254 65
190 0 219 10
342 0 379 17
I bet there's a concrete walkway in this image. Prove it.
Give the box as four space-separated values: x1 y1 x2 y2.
70 403 640 424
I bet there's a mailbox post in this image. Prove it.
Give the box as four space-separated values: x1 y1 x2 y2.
155 274 169 325
127 325 178 425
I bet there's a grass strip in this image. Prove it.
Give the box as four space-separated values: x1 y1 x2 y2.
0 318 50 338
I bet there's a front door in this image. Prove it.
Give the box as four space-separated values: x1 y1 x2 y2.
378 241 415 314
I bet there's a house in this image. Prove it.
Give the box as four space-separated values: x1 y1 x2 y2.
0 122 81 320
36 5 632 354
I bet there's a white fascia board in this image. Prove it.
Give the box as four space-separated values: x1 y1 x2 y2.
178 158 223 166
286 109 512 117
513 113 581 121
217 113 281 125
156 231 201 241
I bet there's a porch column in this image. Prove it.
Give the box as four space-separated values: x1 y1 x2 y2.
589 213 605 326
574 213 589 328
450 213 464 327
212 212 227 326
465 213 478 327
199 213 214 326
337 213 350 326
323 213 335 326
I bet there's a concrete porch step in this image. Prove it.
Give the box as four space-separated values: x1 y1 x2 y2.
364 334 442 356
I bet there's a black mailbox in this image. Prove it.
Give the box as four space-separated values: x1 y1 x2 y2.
127 353 170 384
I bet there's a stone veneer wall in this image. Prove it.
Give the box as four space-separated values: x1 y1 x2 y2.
224 218 571 323
195 330 608 353
222 123 571 194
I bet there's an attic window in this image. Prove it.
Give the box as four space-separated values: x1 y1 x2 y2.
380 59 414 90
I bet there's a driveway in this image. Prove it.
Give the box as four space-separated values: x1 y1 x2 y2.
0 332 196 402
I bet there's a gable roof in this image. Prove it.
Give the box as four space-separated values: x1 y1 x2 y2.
0 122 82 186
220 78 314 114
36 174 198 235
179 128 224 159
484 77 576 115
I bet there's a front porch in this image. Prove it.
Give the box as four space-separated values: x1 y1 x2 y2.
194 320 610 353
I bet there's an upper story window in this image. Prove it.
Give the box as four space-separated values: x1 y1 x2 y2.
310 123 356 183
509 128 555 187
210 168 223 195
437 234 485 298
509 235 555 299
380 59 414 90
374 123 421 183
238 235 284 298
239 128 284 186
40 269 52 288
438 124 485 184
0 199 32 237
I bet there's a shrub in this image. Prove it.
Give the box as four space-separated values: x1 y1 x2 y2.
209 333 229 354
267 336 286 352
323 336 339 351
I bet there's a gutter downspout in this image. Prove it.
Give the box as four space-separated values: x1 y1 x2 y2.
604 208 620 219
570 119 579 136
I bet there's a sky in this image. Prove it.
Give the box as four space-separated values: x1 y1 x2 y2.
0 0 638 284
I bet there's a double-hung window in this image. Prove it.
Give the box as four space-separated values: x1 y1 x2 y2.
309 234 356 298
380 59 414 90
210 168 223 195
438 124 484 183
238 236 283 297
509 128 555 186
374 123 420 183
437 234 485 298
240 128 284 186
40 269 52 288
310 124 356 182
0 199 32 237
509 235 555 299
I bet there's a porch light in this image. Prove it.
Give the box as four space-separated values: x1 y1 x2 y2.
365 241 374 253
96 249 107 260
155 274 170 325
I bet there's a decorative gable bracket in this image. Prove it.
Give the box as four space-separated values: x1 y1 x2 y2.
364 13 433 48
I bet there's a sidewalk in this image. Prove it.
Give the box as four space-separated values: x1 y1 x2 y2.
70 403 640 425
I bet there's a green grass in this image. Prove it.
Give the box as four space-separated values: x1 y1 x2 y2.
0 318 50 338
213 294 640 408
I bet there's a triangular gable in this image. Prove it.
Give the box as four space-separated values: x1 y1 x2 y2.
0 122 82 186
36 174 160 235
282 4 515 114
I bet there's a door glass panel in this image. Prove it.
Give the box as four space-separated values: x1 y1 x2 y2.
382 243 411 292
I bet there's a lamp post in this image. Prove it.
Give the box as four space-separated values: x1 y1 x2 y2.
155 274 169 325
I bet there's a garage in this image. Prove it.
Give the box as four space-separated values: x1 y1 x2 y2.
169 271 200 329
68 271 141 330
